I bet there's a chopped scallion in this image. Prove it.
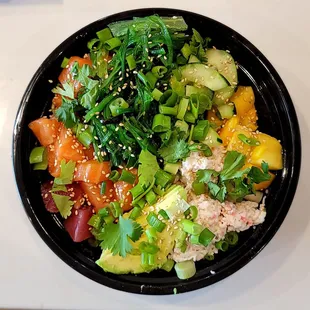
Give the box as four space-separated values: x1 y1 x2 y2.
146 212 166 232
60 57 70 69
152 114 171 133
103 37 121 50
174 260 196 280
109 170 120 182
199 228 215 246
119 170 136 184
225 231 238 246
96 28 113 43
145 190 157 205
180 219 203 235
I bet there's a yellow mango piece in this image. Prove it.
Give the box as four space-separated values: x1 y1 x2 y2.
250 133 283 170
240 108 258 131
243 163 275 190
227 126 253 157
219 115 240 146
207 108 223 130
231 86 255 118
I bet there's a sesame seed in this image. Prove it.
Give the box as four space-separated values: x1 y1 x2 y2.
48 79 53 83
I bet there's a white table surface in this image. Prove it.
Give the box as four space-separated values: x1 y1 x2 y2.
0 0 309 309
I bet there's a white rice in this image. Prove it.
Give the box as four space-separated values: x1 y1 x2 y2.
170 149 266 263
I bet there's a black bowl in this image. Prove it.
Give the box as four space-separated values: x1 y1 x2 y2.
13 8 301 295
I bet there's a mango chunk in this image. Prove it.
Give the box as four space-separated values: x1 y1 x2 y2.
219 115 240 146
231 86 255 118
250 133 283 170
227 125 253 157
240 108 258 131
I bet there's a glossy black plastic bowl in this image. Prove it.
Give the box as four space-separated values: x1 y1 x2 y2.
13 8 301 295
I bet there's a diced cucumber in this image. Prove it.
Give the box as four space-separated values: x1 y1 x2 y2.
203 127 223 147
205 49 238 86
185 85 213 100
217 104 235 119
213 86 235 106
181 64 228 91
188 55 200 63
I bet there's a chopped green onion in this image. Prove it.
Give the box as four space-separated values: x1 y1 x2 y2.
132 197 146 209
172 68 182 81
159 90 178 107
109 98 129 117
238 134 261 146
192 120 210 141
103 37 121 50
152 88 163 101
180 219 203 235
146 227 157 243
147 212 166 232
158 209 169 220
184 111 196 123
109 170 120 182
98 207 110 218
129 207 142 220
188 205 198 220
175 120 189 136
60 57 70 69
188 124 195 142
174 260 196 280
100 181 107 195
189 234 200 245
159 105 178 116
176 230 187 249
154 169 174 188
141 252 149 267
139 241 159 254
205 254 215 261
88 214 102 230
104 215 114 224
176 98 189 120
77 125 93 148
145 190 157 205
33 150 48 170
159 130 172 145
109 201 123 217
96 28 113 43
145 71 158 89
225 231 238 246
192 181 206 195
190 94 199 119
161 259 175 272
29 146 46 164
152 66 168 78
181 43 192 60
152 114 171 132
87 38 100 50
164 162 180 175
148 253 155 266
119 170 136 184
130 183 145 199
215 240 229 252
199 228 215 246
126 54 136 70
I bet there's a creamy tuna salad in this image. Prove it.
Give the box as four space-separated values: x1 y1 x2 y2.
28 15 283 280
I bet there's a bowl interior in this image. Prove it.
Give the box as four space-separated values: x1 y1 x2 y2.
13 8 301 295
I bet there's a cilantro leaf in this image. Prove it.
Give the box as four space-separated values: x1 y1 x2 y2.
100 216 143 257
52 82 75 99
207 181 227 202
138 150 160 187
227 178 252 202
220 151 246 181
158 131 190 163
261 161 269 174
55 98 79 128
196 169 219 183
54 160 76 185
76 64 100 109
51 193 74 219
248 166 271 184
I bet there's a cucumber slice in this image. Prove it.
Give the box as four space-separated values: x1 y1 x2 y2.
213 86 235 106
205 49 238 86
188 55 200 63
217 104 234 119
185 85 213 99
203 127 223 147
181 64 228 91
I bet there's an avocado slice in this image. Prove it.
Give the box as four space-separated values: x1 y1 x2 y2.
96 204 181 274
